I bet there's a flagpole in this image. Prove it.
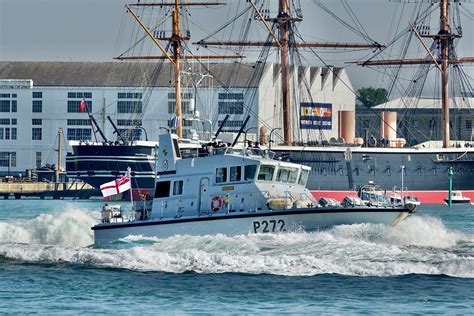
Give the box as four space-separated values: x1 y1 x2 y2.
128 166 134 220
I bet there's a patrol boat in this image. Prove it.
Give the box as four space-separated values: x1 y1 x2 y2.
92 133 416 244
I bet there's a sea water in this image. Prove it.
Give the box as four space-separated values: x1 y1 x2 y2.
0 200 472 313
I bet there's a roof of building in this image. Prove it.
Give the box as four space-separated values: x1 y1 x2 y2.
373 97 474 110
0 61 270 88
0 61 347 90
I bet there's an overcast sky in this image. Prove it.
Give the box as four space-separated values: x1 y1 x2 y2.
1 0 473 92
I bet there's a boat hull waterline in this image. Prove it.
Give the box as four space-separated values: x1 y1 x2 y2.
93 207 411 244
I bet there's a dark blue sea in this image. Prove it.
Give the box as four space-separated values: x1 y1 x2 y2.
0 200 472 314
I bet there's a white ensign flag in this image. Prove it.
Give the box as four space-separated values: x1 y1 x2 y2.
100 174 131 197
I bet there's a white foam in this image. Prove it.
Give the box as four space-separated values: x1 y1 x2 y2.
0 208 96 247
0 213 472 277
329 215 471 248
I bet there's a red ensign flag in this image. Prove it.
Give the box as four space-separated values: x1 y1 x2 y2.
79 98 86 112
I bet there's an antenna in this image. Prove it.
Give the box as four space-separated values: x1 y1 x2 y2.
231 115 251 147
213 114 230 140
107 116 126 143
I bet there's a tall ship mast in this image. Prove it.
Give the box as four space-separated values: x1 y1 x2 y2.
358 0 474 148
116 1 238 138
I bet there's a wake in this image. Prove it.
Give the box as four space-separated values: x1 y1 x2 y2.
0 210 472 277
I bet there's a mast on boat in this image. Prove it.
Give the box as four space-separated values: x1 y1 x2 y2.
55 128 63 183
440 0 450 148
116 1 240 139
197 0 382 146
359 0 474 149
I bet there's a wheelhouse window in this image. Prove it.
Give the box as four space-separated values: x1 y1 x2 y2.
230 166 241 182
244 165 257 181
298 169 309 186
258 165 275 181
155 181 171 198
276 167 299 183
173 180 183 195
216 167 227 183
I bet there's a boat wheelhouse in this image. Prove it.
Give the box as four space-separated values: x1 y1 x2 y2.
444 191 471 205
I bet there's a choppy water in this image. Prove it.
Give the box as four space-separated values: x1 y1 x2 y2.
0 200 472 313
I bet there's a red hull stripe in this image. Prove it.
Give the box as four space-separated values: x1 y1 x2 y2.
310 190 474 205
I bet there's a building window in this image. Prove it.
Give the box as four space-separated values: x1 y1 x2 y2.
0 100 10 112
36 152 42 168
117 119 142 126
32 119 42 125
68 92 92 112
32 128 42 140
217 120 244 132
217 92 244 115
168 91 193 114
173 180 183 195
167 101 191 114
0 118 9 125
218 101 244 114
168 92 193 99
117 100 142 113
68 92 92 99
466 120 472 130
11 118 16 125
216 167 227 183
218 93 244 100
117 92 143 114
11 152 17 167
68 100 92 113
118 92 142 99
0 152 16 168
33 91 43 98
0 93 17 113
0 127 14 140
67 119 90 126
32 100 42 113
67 128 91 140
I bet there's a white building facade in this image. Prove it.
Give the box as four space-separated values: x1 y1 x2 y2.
0 61 355 175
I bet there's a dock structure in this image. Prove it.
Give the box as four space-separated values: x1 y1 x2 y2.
0 181 99 199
